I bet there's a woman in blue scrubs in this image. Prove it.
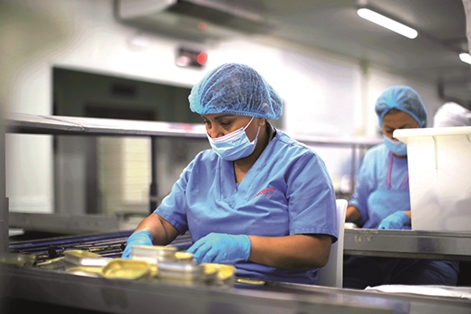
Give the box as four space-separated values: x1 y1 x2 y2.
122 63 338 285
343 85 459 289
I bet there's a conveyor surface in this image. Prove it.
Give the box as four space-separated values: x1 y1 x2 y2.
3 231 471 314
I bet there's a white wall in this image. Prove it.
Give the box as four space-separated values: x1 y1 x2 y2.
0 0 444 213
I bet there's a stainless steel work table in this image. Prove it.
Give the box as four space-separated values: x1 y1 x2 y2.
1 262 471 314
3 229 471 313
344 229 471 262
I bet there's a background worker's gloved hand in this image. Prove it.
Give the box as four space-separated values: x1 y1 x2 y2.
187 233 251 264
121 230 153 259
378 211 410 230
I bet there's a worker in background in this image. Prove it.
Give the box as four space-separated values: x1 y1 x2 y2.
433 102 471 127
121 63 338 285
343 85 459 289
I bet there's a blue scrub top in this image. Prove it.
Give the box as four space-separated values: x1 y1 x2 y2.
155 128 337 284
349 143 410 228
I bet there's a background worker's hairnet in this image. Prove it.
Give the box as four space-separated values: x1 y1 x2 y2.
433 102 471 127
375 85 427 128
189 63 283 120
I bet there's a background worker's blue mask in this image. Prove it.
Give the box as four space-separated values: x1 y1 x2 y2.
383 136 407 156
207 117 260 161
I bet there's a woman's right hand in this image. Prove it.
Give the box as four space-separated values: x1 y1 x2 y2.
121 230 153 259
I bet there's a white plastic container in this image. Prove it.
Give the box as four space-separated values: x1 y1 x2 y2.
394 126 471 231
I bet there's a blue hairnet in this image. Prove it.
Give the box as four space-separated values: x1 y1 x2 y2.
189 63 283 120
375 85 427 128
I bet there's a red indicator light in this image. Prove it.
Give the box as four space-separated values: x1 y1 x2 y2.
198 22 207 30
197 52 208 65
176 48 207 68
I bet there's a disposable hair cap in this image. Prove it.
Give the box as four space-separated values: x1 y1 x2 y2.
433 102 471 127
375 85 427 128
189 63 283 120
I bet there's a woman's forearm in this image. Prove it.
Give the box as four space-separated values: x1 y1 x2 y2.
248 234 332 269
345 206 362 224
134 213 179 245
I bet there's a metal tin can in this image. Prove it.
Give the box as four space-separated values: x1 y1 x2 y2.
63 249 110 267
100 258 152 280
202 264 236 287
36 256 65 270
66 266 103 277
157 261 205 286
130 245 177 264
0 253 36 267
174 251 195 263
202 264 219 285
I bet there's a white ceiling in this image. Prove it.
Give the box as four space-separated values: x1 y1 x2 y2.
117 0 471 106
211 0 471 106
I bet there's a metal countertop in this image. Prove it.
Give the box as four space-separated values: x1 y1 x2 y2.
344 229 471 261
1 263 470 314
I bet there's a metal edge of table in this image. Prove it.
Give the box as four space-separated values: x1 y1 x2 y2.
1 264 471 314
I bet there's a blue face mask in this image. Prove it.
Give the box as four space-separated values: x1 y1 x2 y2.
207 117 260 161
383 136 407 156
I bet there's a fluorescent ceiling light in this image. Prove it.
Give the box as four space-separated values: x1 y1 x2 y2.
357 8 418 39
459 53 471 65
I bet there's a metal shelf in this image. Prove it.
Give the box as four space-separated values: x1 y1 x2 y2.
5 112 381 146
5 112 207 138
344 229 471 261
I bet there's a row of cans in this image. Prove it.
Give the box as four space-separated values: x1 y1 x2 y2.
29 245 236 287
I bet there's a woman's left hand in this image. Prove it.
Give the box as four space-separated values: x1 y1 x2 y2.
378 211 410 230
187 233 251 263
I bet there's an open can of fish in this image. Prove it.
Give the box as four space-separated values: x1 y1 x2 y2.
0 253 36 267
63 249 110 268
174 251 195 263
66 266 103 277
202 264 236 287
36 256 65 270
100 258 152 280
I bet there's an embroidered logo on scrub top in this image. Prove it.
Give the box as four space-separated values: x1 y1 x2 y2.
254 187 275 198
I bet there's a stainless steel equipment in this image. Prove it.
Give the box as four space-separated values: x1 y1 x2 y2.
2 113 471 313
3 231 471 314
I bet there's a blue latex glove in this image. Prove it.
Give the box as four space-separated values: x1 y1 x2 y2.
378 211 409 230
186 233 251 264
122 230 153 259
